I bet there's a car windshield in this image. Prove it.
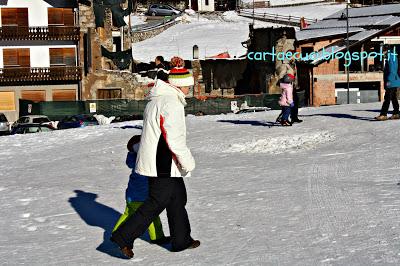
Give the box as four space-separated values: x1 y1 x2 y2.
0 114 7 122
33 117 50 123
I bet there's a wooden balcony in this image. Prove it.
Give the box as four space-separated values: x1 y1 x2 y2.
0 26 80 41
0 67 82 85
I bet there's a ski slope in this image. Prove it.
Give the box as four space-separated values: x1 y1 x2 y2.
1 102 400 265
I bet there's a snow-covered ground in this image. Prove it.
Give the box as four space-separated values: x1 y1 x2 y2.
243 3 346 20
132 2 344 62
132 13 281 62
2 102 400 265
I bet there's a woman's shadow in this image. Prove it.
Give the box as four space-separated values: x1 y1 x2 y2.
68 190 165 259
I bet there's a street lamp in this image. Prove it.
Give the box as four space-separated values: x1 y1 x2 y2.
346 0 350 104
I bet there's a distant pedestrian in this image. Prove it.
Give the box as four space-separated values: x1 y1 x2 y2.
278 74 295 126
376 46 400 121
148 55 169 81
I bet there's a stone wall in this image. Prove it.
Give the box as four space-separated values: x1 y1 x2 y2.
78 3 149 100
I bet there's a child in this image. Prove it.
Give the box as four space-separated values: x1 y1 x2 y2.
112 135 169 244
278 74 295 126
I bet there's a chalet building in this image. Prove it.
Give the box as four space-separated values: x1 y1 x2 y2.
0 0 81 122
296 4 400 106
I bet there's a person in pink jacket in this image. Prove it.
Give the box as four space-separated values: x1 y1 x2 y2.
278 74 295 126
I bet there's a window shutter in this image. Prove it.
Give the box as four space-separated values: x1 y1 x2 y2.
21 90 46 102
63 8 74 26
50 48 76 66
17 8 28 26
3 49 18 66
0 91 15 111
1 8 17 25
48 8 64 25
64 48 76 66
18 49 30 67
52 89 76 101
50 48 65 65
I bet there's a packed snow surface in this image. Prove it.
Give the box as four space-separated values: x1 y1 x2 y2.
1 102 400 265
131 13 280 62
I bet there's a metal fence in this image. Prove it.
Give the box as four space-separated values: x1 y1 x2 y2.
132 14 180 33
20 93 299 121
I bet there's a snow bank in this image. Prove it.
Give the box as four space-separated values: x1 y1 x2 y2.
185 9 196 16
225 131 335 154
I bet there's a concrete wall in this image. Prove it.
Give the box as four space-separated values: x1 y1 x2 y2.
0 46 77 68
0 84 78 122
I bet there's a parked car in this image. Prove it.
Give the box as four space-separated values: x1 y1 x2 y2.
0 113 10 135
57 114 99 130
146 4 181 16
11 123 55 135
12 115 53 130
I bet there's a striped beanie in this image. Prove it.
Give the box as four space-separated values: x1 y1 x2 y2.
170 56 185 68
168 67 194 87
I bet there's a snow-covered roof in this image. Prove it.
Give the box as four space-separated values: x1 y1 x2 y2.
307 15 400 30
296 27 364 42
348 29 381 42
325 3 400 20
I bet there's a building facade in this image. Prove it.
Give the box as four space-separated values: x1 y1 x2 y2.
0 0 81 122
296 4 400 106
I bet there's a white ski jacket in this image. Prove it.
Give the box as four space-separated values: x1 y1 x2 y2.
135 80 195 178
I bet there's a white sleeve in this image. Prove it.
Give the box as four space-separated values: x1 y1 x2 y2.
161 103 195 173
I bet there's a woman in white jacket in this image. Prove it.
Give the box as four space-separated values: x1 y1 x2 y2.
111 60 200 259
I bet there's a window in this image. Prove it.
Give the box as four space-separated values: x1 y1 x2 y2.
205 0 209 6
97 89 122 99
21 90 46 103
0 91 15 111
49 48 76 66
40 127 52 132
48 8 74 26
1 8 28 26
32 117 50 124
3 49 30 67
52 89 76 101
0 114 7 122
17 117 29 124
26 126 40 133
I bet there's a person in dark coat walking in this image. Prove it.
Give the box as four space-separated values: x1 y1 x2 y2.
147 55 169 81
376 46 400 121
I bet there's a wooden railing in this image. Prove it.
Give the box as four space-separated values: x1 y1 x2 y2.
0 67 82 85
0 26 80 41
